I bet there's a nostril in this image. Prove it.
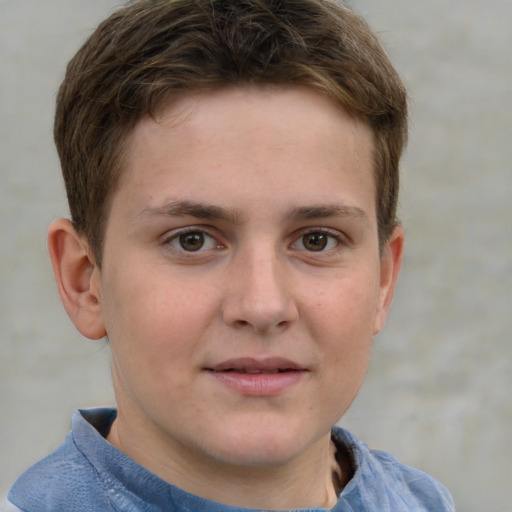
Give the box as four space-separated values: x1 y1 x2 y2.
222 289 298 332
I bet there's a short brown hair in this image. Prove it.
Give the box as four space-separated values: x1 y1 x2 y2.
54 0 407 264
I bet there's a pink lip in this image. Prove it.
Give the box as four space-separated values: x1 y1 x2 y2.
204 357 308 396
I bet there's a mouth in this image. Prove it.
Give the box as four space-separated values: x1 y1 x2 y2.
217 368 299 374
204 358 308 396
205 357 307 374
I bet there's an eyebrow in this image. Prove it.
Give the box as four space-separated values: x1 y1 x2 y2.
138 199 244 224
138 200 368 225
285 204 369 223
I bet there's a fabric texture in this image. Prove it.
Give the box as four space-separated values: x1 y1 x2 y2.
8 408 455 512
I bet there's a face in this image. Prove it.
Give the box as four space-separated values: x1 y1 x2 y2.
89 86 401 473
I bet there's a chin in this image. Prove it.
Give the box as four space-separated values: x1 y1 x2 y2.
203 419 323 469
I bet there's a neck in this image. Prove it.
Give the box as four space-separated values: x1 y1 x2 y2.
107 414 340 510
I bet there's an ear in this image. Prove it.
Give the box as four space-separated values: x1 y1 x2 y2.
47 219 106 340
373 225 404 335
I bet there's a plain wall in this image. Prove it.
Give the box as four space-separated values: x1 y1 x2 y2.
1 1 511 511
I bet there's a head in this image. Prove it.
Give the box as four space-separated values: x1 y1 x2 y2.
49 2 407 504
54 0 407 266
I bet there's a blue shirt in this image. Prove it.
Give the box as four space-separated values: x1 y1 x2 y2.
8 408 454 511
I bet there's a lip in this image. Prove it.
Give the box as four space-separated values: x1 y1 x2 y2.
204 357 308 396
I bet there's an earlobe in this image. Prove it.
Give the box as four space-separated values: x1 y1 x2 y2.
373 225 404 335
47 219 106 340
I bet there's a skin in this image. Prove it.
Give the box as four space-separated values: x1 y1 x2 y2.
48 86 403 510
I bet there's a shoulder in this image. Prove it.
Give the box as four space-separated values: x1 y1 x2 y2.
368 448 455 511
332 426 455 512
8 409 116 512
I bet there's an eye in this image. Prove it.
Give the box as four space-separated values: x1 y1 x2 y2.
167 230 219 252
292 231 340 252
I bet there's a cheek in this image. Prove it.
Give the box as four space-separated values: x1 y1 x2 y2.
106 288 207 404
309 274 379 340
101 267 217 367
306 284 375 425
307 275 377 390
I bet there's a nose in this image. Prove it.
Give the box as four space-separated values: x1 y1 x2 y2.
221 250 298 334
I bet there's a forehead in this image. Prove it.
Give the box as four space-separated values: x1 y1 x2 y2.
151 85 372 144
115 86 376 218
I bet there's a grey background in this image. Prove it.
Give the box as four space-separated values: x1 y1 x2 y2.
1 1 511 511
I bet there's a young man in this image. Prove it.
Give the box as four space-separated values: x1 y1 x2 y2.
8 0 454 510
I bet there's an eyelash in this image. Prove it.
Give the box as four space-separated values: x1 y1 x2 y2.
162 227 345 256
291 228 344 254
162 228 222 254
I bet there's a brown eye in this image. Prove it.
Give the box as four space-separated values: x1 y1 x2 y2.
291 231 340 253
302 232 329 251
178 232 206 251
167 229 220 253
